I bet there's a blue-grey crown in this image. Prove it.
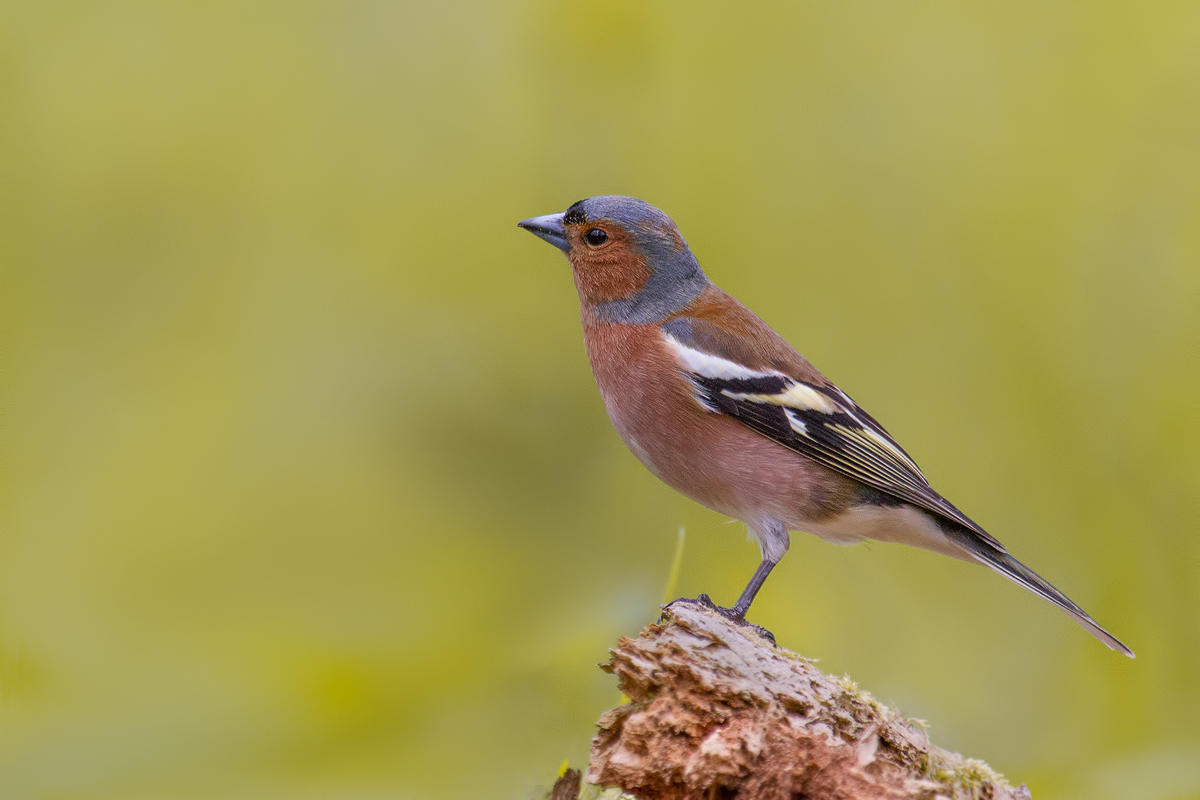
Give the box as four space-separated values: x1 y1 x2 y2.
565 196 673 232
568 196 710 324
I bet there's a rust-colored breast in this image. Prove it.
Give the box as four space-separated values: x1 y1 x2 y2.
580 312 856 528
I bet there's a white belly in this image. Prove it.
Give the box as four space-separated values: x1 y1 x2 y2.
801 503 974 562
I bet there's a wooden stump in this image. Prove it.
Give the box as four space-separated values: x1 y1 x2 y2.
578 601 1031 800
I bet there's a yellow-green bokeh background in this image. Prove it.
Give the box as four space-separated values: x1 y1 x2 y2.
2 3 1199 798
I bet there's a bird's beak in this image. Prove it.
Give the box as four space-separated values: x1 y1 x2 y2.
518 212 569 253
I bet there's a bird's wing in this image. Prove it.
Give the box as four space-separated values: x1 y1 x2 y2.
661 312 1004 551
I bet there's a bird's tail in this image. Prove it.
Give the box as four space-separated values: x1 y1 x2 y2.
957 538 1135 658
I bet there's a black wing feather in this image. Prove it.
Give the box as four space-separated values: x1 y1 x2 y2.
689 373 1005 552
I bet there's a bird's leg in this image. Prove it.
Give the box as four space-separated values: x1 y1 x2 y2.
728 556 779 620
665 557 781 645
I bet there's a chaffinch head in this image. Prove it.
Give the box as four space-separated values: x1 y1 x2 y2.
519 195 1133 657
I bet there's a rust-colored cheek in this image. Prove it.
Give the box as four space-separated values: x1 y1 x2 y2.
570 247 652 305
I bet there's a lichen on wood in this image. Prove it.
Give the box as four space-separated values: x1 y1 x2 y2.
577 600 1031 800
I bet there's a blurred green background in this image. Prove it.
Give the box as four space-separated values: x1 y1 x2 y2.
1 2 1198 798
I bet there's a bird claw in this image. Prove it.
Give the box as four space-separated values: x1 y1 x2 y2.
664 594 777 646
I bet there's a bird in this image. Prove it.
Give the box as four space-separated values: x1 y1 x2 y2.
518 195 1133 657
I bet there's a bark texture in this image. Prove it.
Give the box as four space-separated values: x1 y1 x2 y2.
585 601 1031 800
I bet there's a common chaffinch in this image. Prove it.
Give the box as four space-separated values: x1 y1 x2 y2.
519 195 1133 657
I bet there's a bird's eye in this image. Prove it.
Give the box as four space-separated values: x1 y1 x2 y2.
585 228 608 246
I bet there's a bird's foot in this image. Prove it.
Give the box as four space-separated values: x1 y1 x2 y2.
664 594 777 646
